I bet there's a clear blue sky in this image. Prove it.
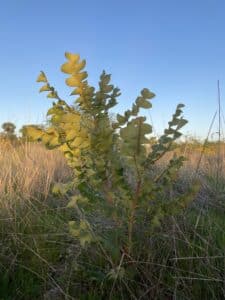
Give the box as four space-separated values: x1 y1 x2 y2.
1 0 225 139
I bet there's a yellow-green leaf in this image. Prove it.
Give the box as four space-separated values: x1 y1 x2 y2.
72 148 81 157
66 129 78 141
61 60 86 74
70 87 83 95
39 84 51 92
67 196 77 208
79 140 90 149
69 137 83 148
66 75 84 87
37 71 47 82
23 126 44 141
136 97 152 109
59 143 71 153
65 52 80 62
61 62 76 74
141 88 155 99
60 113 81 124
47 91 58 99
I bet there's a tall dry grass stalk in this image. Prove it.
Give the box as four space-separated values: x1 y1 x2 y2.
0 139 71 207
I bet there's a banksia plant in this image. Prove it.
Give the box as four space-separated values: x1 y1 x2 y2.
24 52 198 285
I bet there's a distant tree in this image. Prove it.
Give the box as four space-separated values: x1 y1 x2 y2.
1 122 17 142
2 122 16 135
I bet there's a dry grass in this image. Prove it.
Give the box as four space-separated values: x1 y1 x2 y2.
0 139 71 205
1 139 224 205
145 142 225 209
152 142 225 178
1 139 225 298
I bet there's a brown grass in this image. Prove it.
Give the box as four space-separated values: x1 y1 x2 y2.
1 138 224 208
0 139 71 206
1 139 225 298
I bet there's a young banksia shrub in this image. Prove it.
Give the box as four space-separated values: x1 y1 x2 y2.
24 52 198 296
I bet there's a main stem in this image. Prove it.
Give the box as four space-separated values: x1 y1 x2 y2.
128 154 142 255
